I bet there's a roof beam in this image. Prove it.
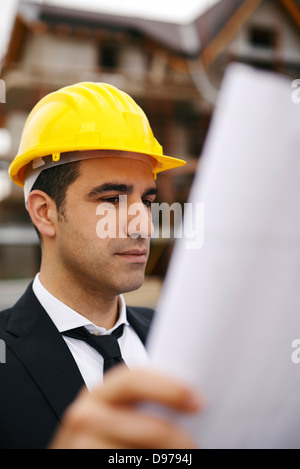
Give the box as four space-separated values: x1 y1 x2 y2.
200 0 263 69
279 0 300 28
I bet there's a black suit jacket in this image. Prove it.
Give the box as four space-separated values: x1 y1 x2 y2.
0 283 154 449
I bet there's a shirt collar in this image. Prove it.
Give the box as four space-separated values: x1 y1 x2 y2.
32 273 129 335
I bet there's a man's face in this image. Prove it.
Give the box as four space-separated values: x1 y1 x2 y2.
54 155 157 297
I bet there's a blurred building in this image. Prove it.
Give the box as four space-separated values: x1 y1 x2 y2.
0 0 300 290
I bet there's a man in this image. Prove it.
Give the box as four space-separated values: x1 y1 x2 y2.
0 82 201 449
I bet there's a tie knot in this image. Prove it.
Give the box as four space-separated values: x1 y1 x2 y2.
62 324 126 373
86 331 122 360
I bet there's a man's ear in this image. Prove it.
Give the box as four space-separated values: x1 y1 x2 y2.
27 190 58 238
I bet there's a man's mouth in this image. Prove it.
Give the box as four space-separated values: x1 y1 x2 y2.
116 249 148 263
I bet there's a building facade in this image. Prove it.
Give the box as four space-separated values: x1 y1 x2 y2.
0 0 299 286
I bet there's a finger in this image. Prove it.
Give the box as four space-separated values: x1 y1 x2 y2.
93 366 202 413
59 392 198 449
95 409 198 449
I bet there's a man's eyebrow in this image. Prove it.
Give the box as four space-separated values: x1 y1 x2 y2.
142 187 158 198
87 183 158 199
87 183 133 197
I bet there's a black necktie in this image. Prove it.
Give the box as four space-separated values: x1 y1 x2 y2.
63 324 126 373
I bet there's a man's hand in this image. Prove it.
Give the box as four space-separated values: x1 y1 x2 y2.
49 367 202 449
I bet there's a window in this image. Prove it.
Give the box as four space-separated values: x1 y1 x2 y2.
249 27 278 49
99 42 119 69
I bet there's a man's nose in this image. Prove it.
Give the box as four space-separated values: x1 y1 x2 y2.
127 201 153 239
116 195 152 239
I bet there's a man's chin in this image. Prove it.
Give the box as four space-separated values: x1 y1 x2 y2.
118 276 145 295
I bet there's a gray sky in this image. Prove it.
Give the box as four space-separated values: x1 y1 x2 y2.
0 0 222 67
0 0 19 64
29 0 221 23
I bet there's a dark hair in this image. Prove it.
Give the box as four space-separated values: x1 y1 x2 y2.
30 161 81 242
31 160 81 221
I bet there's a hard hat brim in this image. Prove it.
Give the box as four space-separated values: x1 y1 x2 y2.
9 147 186 188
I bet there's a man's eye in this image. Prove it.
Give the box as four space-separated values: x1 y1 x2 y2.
142 199 153 208
102 197 120 204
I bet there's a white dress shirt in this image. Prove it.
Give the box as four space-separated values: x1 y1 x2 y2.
32 274 149 390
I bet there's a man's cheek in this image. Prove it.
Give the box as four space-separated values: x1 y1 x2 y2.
96 203 118 239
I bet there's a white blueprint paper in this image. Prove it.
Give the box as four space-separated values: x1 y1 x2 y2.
146 64 300 449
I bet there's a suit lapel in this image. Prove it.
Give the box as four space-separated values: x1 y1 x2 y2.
126 305 154 345
6 284 85 421
5 284 154 422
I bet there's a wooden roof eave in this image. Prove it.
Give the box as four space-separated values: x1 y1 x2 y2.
199 0 263 70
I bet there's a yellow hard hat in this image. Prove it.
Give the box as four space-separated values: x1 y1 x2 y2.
9 82 186 187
